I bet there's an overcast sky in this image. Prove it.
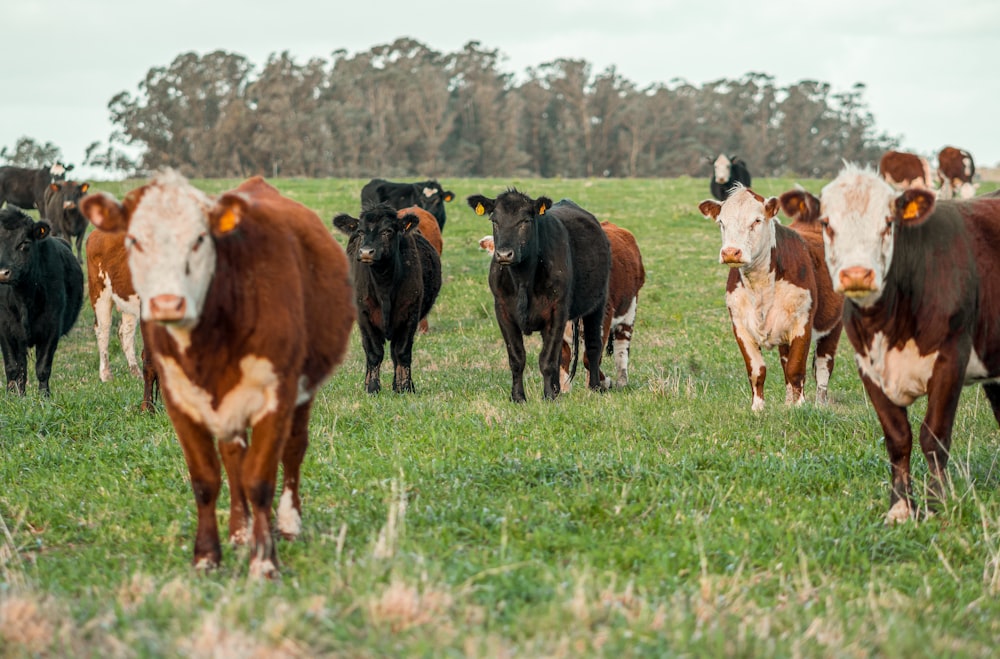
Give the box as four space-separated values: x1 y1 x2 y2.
5 0 999 180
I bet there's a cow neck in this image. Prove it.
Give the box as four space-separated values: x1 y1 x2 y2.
368 241 407 339
737 243 775 292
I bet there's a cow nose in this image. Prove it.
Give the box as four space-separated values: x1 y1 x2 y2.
839 266 876 293
720 247 743 265
495 249 514 265
149 294 187 322
0 268 11 282
358 247 375 263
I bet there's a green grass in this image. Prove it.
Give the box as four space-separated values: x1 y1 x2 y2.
2 176 1000 656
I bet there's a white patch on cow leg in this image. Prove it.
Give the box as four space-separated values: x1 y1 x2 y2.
277 489 301 538
886 498 914 524
194 556 218 572
613 337 630 387
230 521 250 545
94 282 115 382
119 312 141 377
249 557 279 579
815 355 832 405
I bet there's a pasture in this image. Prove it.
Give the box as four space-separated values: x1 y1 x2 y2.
3 175 1000 656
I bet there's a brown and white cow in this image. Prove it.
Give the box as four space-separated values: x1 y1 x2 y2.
879 150 934 191
560 221 646 391
699 184 843 411
80 171 355 577
819 163 1000 523
936 146 977 199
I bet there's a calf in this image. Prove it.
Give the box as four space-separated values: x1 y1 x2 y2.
699 184 843 411
80 170 355 577
468 190 611 401
561 221 646 391
332 202 442 394
819 164 1000 522
879 150 933 190
0 162 73 217
398 205 443 334
45 180 90 261
936 146 977 199
709 154 752 201
361 178 455 231
0 207 83 395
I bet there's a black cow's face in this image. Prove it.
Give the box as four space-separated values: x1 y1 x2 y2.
415 180 454 220
333 203 417 265
0 208 50 285
468 190 551 267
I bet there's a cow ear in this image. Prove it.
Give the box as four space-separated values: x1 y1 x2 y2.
764 197 780 219
209 192 248 237
467 194 494 217
893 189 936 226
332 213 359 234
443 191 454 202
698 199 722 220
535 197 553 216
779 190 808 221
79 192 128 232
32 221 52 241
399 213 420 233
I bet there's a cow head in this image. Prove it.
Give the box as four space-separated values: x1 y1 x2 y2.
713 154 733 184
48 162 73 181
49 181 90 210
699 184 779 269
0 208 52 285
819 163 936 306
79 169 237 328
416 180 454 224
332 202 419 266
778 188 822 227
468 189 551 267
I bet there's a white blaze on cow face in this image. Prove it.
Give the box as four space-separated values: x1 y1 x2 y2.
123 171 217 328
713 154 732 184
819 165 898 307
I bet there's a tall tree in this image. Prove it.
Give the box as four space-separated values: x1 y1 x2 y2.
1 137 63 168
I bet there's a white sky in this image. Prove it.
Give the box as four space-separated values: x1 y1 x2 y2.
5 0 999 180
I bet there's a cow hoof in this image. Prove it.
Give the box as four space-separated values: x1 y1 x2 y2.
885 498 915 525
249 558 280 580
100 369 113 383
193 556 219 572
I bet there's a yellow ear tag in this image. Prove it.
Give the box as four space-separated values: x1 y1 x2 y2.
902 200 921 220
217 208 239 233
475 203 485 216
539 204 546 215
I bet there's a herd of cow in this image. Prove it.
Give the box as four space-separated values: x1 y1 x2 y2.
0 144 997 576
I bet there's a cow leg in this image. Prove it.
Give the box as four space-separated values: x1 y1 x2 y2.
119 312 141 378
733 329 766 411
94 290 115 382
171 415 223 570
390 331 416 393
581 310 606 392
277 401 312 540
33 335 59 397
779 332 810 407
242 412 294 579
539 323 565 400
919 363 964 513
812 323 842 405
496 312 527 402
75 234 84 263
218 435 250 545
361 325 385 394
0 337 27 395
860 376 915 523
610 297 638 388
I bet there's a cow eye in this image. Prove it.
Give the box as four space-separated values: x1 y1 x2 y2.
125 234 143 253
17 241 31 252
192 233 207 252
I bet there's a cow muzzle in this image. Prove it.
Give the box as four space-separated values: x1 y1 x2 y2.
0 268 12 283
358 248 375 264
494 249 515 266
720 247 745 266
838 266 877 296
149 294 188 323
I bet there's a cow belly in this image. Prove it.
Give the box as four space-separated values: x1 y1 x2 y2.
727 279 811 348
855 333 938 406
157 354 281 438
966 350 1000 384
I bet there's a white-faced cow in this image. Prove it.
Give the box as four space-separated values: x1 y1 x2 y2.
361 178 455 231
79 171 356 577
0 162 73 218
699 184 844 411
936 146 977 199
44 180 90 262
709 154 752 201
819 163 1000 523
332 202 441 394
0 206 83 395
561 221 646 391
468 190 611 402
879 150 933 191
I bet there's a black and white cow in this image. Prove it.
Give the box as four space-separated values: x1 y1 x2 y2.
467 189 611 402
0 206 83 395
820 163 1000 522
709 154 752 201
361 178 455 231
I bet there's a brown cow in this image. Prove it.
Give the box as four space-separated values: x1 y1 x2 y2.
936 146 977 199
399 205 443 333
699 184 843 411
80 170 355 577
85 229 158 411
879 150 934 190
560 221 646 391
820 164 1000 522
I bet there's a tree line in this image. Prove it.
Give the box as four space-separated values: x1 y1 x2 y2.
44 38 904 179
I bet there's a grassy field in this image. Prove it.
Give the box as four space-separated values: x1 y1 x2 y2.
2 175 1000 657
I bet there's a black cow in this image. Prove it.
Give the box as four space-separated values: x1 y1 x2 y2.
44 180 90 262
709 154 752 201
467 189 611 402
0 206 83 395
0 162 74 218
332 202 442 394
361 178 455 231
